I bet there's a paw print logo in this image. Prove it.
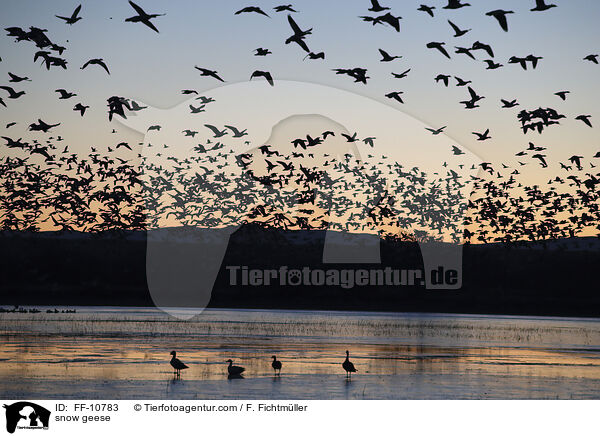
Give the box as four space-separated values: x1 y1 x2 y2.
287 270 302 286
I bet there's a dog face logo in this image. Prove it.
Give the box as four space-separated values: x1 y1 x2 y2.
3 402 50 433
118 80 483 319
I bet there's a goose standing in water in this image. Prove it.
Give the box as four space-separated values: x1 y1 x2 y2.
271 355 282 375
170 351 188 377
342 350 357 378
226 359 245 376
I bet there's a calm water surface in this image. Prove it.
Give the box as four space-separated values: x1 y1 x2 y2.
1 307 599 399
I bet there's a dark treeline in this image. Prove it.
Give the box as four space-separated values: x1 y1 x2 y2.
1 226 598 317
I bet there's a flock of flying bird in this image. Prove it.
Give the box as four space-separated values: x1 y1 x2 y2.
1 1 599 245
169 350 357 379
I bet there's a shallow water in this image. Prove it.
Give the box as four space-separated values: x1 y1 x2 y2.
1 307 600 399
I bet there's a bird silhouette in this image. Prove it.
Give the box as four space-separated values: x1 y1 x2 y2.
0 86 25 99
443 0 471 9
303 51 325 60
55 89 76 99
81 58 110 75
554 91 570 100
575 115 593 128
226 359 245 376
417 5 435 17
285 15 312 52
235 6 270 17
486 10 514 32
194 66 225 82
56 4 82 24
531 0 557 12
125 1 165 33
385 91 404 104
426 42 451 59
584 54 598 64
342 350 357 378
250 70 274 86
472 129 491 141
170 351 188 377
269 356 282 375
8 72 31 82
254 47 272 56
378 48 401 62
274 5 297 13
391 69 411 79
28 119 60 132
448 20 470 37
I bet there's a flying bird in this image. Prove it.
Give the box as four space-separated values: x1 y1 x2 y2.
0 86 25 99
235 6 270 17
81 58 110 74
73 103 89 116
531 0 557 12
274 5 297 13
391 69 410 79
250 70 274 86
426 42 451 59
575 115 593 128
29 119 60 132
56 4 82 24
385 91 404 104
285 15 312 52
8 72 30 82
378 49 401 62
448 20 470 37
443 0 471 9
303 52 325 60
486 10 514 32
125 1 165 33
417 5 435 17
472 129 491 141
554 91 570 101
426 126 446 135
254 47 272 56
368 0 389 12
194 66 225 82
55 89 77 99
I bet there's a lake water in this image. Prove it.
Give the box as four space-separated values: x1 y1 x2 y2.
1 307 600 399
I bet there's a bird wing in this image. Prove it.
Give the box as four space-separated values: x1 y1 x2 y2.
81 59 91 69
129 1 147 17
287 14 302 34
448 20 460 33
142 18 159 33
204 124 220 135
264 72 274 86
224 125 240 134
98 60 110 74
72 4 82 18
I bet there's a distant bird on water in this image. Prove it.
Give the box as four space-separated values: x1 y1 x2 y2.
342 350 357 378
226 359 245 376
271 355 282 375
170 351 188 376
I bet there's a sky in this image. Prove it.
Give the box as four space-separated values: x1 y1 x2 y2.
0 0 599 187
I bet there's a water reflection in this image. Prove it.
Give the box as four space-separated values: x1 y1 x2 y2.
1 308 600 399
